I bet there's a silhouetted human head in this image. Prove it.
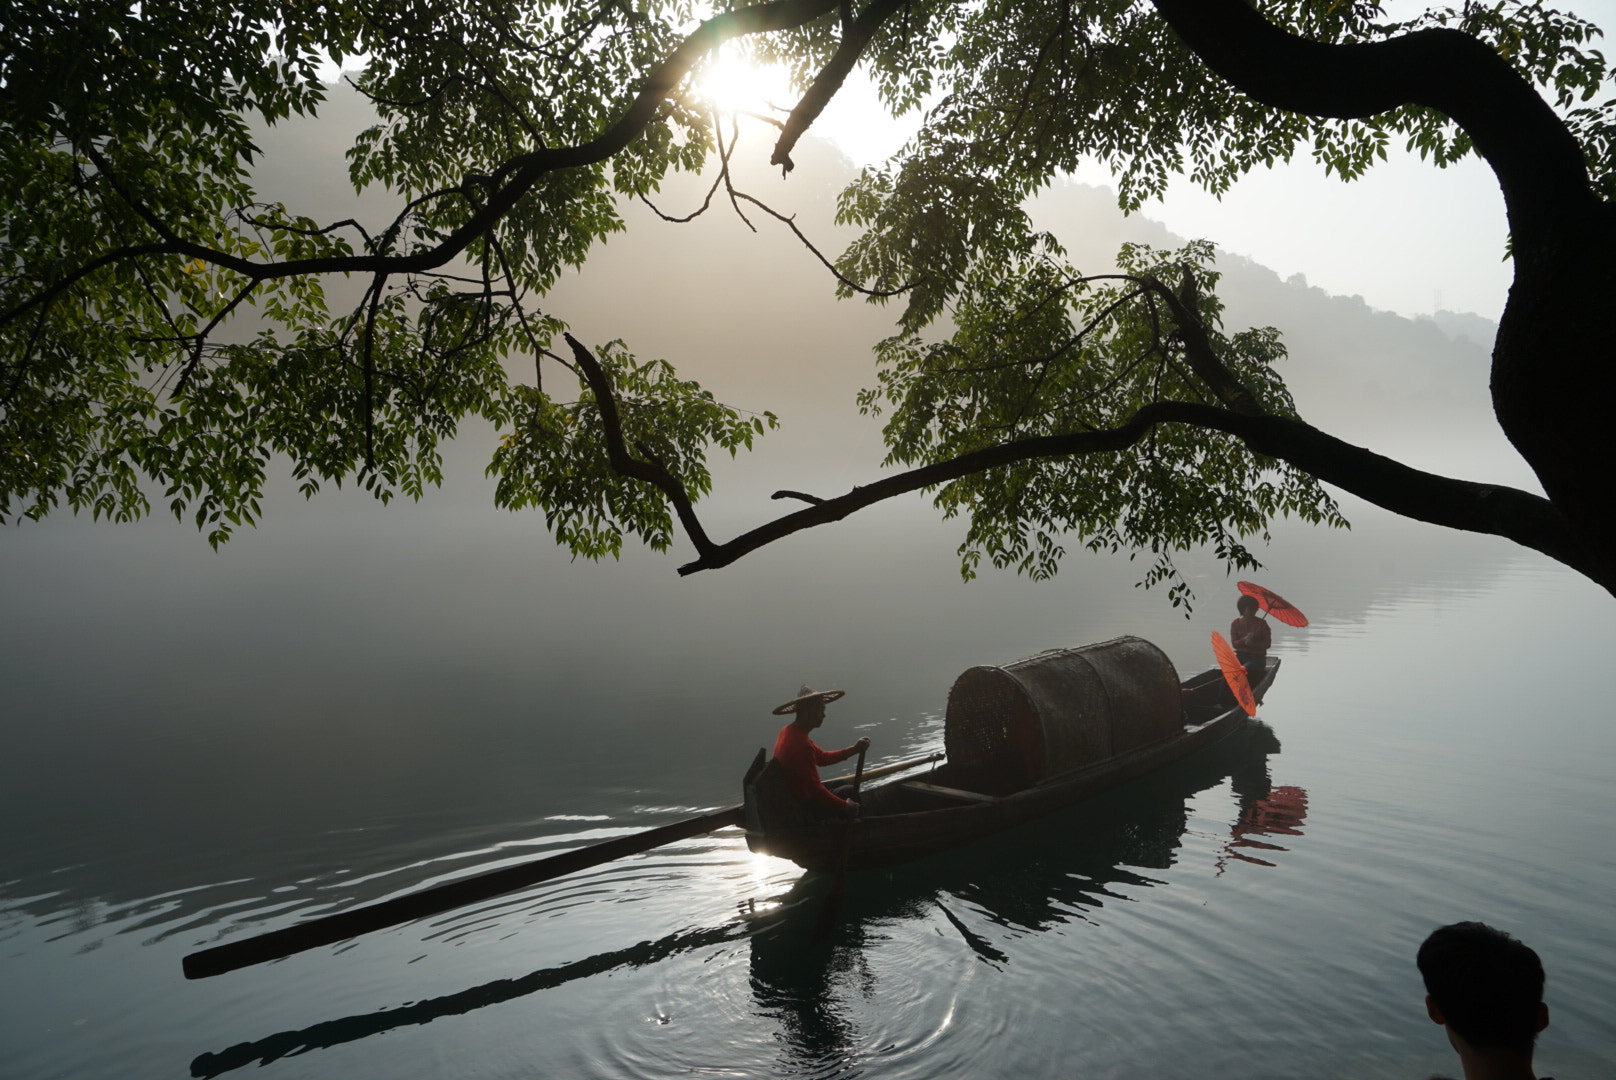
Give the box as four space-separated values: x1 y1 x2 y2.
773 685 844 728
794 696 826 728
1237 595 1260 617
1417 921 1546 1055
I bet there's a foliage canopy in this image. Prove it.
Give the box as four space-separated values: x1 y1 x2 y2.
4 0 1615 598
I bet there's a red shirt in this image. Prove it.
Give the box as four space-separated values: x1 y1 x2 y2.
773 723 857 812
1231 614 1271 657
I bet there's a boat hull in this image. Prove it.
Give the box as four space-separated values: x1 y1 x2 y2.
747 657 1279 872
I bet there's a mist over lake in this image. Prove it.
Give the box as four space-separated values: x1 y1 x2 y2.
6 477 1615 1079
4 83 1613 1080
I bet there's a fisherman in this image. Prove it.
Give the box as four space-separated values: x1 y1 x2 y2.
1230 593 1271 689
772 685 870 820
1417 921 1552 1080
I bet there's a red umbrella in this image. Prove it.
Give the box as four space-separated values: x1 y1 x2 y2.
1212 632 1258 717
1237 581 1310 628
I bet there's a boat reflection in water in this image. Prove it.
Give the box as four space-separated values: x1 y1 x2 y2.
746 720 1306 1078
190 722 1305 1080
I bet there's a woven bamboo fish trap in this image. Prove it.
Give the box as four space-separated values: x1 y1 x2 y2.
944 636 1183 784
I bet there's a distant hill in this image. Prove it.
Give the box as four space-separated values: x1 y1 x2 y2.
1027 180 1528 489
1424 309 1500 349
241 86 1535 502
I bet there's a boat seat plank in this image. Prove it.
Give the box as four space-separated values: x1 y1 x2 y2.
899 780 1000 804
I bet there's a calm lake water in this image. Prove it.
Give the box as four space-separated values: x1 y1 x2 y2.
4 487 1614 1080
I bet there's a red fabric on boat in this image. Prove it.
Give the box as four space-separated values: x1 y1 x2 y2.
773 723 857 813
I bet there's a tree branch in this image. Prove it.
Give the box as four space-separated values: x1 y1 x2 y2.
714 117 758 231
641 104 916 297
1149 0 1596 239
0 243 176 328
771 489 825 505
638 110 734 223
772 0 911 171
675 402 1601 590
938 285 1144 376
1 0 845 332
562 333 718 559
359 274 387 471
1145 269 1263 414
729 190 913 298
173 281 259 396
81 142 195 249
239 207 374 250
0 297 53 408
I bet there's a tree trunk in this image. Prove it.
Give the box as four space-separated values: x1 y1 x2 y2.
1493 211 1616 591
1151 0 1616 595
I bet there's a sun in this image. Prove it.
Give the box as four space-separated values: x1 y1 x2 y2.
694 45 795 118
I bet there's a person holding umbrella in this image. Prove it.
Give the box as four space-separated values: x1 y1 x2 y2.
1233 581 1310 689
1230 593 1272 690
1211 584 1307 715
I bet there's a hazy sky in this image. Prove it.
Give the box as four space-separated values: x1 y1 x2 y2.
803 0 1616 323
317 3 1616 322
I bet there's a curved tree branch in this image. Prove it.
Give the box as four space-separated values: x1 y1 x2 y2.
729 189 914 298
642 105 917 297
562 333 718 560
173 280 260 396
771 0 912 171
1149 0 1596 240
771 489 825 505
638 110 735 224
0 243 176 328
1145 270 1262 414
676 402 1602 592
1149 0 1616 588
1 0 844 331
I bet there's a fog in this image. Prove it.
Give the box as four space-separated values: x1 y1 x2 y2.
1 82 1562 905
221 81 1536 523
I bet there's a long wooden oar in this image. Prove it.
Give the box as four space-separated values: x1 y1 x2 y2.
826 751 938 787
183 805 743 979
183 751 941 979
815 744 868 939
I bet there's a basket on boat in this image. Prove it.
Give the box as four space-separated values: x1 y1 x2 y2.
944 636 1182 784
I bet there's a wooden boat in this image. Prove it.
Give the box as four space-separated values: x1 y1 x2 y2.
743 636 1279 872
182 636 1274 979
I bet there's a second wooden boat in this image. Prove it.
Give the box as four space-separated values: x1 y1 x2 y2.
743 635 1279 872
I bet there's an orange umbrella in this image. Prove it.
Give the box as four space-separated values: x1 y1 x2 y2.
1212 632 1258 717
1237 581 1309 628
